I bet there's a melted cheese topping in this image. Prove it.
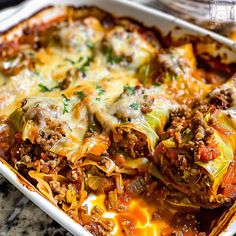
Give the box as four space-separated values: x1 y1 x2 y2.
0 9 232 236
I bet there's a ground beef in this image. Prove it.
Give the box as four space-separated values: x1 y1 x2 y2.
141 96 154 113
125 176 147 196
49 180 62 193
10 115 67 174
0 53 32 76
49 181 83 205
0 120 13 160
209 87 233 109
21 97 63 130
83 205 115 236
110 128 150 159
153 105 232 207
167 108 216 163
154 139 232 208
132 86 154 114
172 213 199 232
9 96 69 171
167 107 192 136
60 77 72 90
36 119 66 153
66 167 83 182
60 69 78 90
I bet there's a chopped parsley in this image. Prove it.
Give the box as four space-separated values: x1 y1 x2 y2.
153 82 162 86
38 83 51 92
96 85 102 89
124 85 135 95
74 91 85 101
96 85 105 96
63 105 69 114
65 56 92 75
62 94 70 102
34 70 40 76
78 57 84 63
61 94 70 114
65 58 76 65
98 90 105 96
38 83 61 93
79 57 92 74
105 47 123 64
86 42 94 49
130 102 139 110
95 97 101 101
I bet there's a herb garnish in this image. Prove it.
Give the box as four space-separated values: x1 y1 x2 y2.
38 84 51 92
65 58 76 65
65 56 92 74
74 91 85 101
96 85 105 96
95 97 101 101
124 85 135 95
153 82 162 86
105 47 123 64
38 83 61 93
34 70 40 76
79 57 92 74
62 94 70 102
130 102 139 110
61 94 70 114
86 42 94 49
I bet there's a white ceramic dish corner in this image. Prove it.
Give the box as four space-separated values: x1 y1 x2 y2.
0 160 92 236
0 1 236 235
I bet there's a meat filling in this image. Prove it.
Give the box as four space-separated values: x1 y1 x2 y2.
154 108 232 208
110 128 150 159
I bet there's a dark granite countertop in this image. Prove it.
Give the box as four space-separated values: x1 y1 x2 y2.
0 175 72 236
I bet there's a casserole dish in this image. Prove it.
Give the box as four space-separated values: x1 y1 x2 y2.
0 0 236 235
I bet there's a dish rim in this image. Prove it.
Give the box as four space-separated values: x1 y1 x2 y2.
0 1 236 235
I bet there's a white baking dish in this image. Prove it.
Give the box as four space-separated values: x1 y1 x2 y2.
0 0 236 235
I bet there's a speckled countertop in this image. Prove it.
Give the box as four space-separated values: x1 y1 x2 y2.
0 175 72 236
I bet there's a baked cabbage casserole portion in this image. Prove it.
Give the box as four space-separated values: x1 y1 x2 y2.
0 6 236 236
